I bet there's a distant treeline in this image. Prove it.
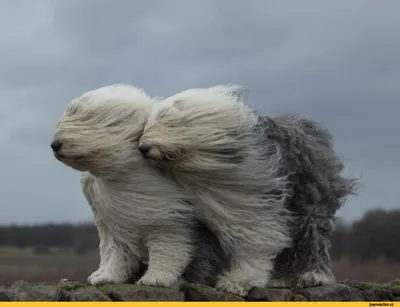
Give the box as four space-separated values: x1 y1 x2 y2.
0 223 99 254
0 208 399 261
330 208 400 261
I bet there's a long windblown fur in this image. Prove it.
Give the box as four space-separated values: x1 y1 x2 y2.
51 84 226 288
139 85 358 296
261 114 358 287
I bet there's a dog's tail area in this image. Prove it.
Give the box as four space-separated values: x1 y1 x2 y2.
264 114 360 215
296 116 360 208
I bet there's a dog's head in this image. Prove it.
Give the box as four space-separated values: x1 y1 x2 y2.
51 84 152 174
139 85 256 171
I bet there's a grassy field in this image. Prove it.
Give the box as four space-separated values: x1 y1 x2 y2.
0 246 98 286
0 246 399 286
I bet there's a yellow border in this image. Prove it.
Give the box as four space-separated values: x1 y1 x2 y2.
0 303 397 306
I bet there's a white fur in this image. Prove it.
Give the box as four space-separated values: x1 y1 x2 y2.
53 84 197 287
141 85 293 296
296 271 335 288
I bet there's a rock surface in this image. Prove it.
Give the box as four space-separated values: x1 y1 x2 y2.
185 283 244 301
0 279 399 301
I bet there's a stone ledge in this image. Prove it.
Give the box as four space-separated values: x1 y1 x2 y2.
0 279 399 301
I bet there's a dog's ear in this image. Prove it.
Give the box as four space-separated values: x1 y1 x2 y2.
172 99 185 110
66 98 84 116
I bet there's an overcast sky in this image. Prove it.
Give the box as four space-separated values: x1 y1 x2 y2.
0 0 399 225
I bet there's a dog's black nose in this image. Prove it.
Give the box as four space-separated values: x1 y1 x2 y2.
139 143 151 156
51 140 62 153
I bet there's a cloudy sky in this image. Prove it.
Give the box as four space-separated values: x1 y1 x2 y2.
0 0 399 225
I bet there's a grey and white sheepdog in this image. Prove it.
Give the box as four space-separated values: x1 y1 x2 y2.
139 85 358 296
51 84 226 288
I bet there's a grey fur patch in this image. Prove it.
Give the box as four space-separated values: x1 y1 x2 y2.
183 221 229 286
259 115 358 287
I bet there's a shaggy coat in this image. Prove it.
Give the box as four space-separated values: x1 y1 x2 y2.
51 84 226 288
261 114 358 287
139 85 358 295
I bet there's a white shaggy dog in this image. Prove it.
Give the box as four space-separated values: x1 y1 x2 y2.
51 84 225 288
139 85 292 296
139 85 357 296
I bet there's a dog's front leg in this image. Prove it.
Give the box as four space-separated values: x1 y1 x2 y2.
216 251 275 297
81 173 141 285
213 221 289 297
137 228 194 288
88 216 141 285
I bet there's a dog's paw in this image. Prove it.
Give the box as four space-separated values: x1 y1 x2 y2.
137 271 178 288
87 266 128 286
215 277 251 297
295 271 335 288
216 267 269 297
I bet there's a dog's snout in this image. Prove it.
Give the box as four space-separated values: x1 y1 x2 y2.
139 143 151 156
51 140 62 153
